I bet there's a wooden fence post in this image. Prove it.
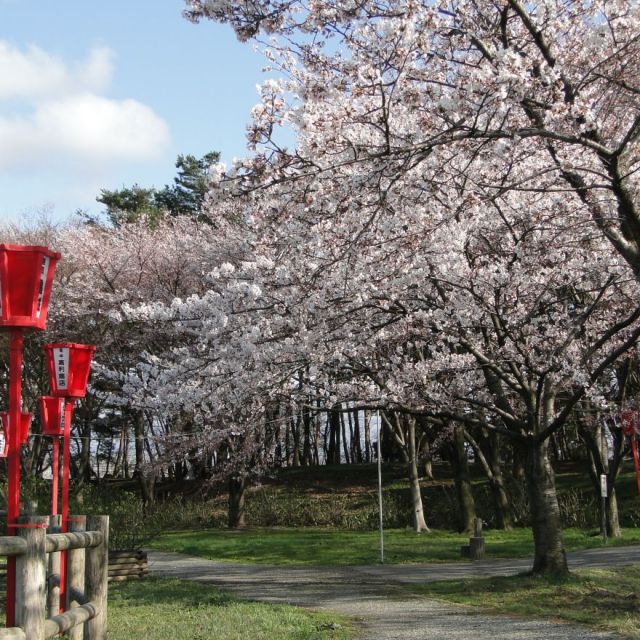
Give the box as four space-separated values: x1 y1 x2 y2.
15 515 47 640
84 516 108 640
47 514 61 618
67 515 86 640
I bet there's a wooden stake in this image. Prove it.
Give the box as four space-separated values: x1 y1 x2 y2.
67 515 86 640
85 516 109 640
15 516 47 639
47 514 61 619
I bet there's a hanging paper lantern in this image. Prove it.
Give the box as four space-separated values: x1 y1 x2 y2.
0 412 32 446
19 412 31 445
39 396 69 436
0 244 61 330
44 343 96 398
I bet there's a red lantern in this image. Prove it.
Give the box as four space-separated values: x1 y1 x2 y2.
44 343 96 398
40 396 74 518
621 410 640 436
620 410 640 496
20 412 31 445
0 243 61 627
0 411 32 445
0 244 61 330
40 396 68 436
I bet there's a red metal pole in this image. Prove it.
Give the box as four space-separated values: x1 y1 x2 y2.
631 435 640 496
59 399 74 611
51 437 60 515
6 329 23 626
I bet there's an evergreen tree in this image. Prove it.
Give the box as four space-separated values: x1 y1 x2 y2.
97 150 220 225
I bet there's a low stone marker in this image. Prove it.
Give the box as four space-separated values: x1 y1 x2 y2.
460 518 485 560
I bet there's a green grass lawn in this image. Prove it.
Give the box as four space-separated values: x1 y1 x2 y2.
410 565 640 640
149 526 640 566
109 577 353 640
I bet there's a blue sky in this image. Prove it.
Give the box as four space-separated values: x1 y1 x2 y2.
0 0 274 224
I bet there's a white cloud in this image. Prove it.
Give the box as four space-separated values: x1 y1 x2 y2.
0 42 113 100
0 41 169 169
0 94 169 168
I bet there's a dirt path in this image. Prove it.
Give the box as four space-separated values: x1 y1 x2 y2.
147 546 639 639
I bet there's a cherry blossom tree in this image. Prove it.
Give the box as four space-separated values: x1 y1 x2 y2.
177 0 640 574
0 215 242 500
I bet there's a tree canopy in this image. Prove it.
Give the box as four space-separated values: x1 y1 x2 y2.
96 151 220 226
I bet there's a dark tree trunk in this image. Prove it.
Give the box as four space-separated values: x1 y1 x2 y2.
112 421 127 479
313 407 321 465
486 431 512 529
122 425 130 478
291 415 301 468
421 439 434 480
103 432 114 478
525 439 568 575
450 425 476 534
334 407 342 464
364 411 371 463
302 404 312 466
327 408 341 464
228 475 247 529
340 411 350 464
24 430 41 477
467 428 513 530
285 418 292 466
76 419 93 484
579 414 622 538
134 411 155 508
512 439 527 482
351 410 362 463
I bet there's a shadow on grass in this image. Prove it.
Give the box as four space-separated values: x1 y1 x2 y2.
110 576 237 608
152 526 640 567
109 577 354 640
411 565 640 639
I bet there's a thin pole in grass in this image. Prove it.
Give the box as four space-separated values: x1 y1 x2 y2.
377 410 384 564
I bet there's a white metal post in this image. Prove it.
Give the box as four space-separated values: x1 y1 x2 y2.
377 410 384 564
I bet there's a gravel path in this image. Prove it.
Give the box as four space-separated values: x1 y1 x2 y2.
147 545 640 639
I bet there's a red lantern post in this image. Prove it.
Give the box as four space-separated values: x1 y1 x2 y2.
0 243 60 626
44 342 95 611
0 412 32 446
40 396 73 515
621 410 640 495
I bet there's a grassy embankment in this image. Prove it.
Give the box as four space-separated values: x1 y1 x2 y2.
150 462 640 565
150 525 640 565
158 462 640 532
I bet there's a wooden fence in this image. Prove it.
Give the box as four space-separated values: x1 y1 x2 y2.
108 550 148 582
0 549 148 587
0 514 109 640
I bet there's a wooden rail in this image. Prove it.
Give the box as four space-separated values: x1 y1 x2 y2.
0 514 109 640
0 545 148 586
108 550 149 581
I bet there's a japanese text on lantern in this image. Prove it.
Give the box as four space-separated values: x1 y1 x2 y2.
59 399 66 430
36 256 50 319
54 347 69 391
